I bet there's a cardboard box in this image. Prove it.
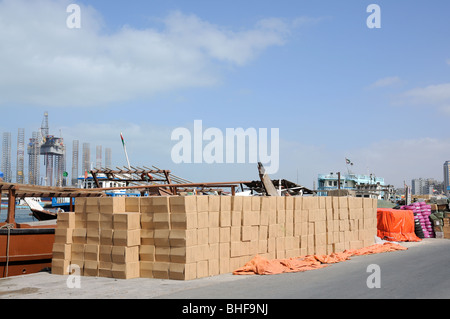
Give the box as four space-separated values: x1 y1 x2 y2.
153 212 170 229
140 212 154 229
99 245 112 263
84 260 99 277
70 260 84 276
98 265 113 278
152 196 170 213
219 227 231 243
197 228 209 245
54 228 73 244
85 198 100 214
208 259 219 277
71 243 85 260
112 262 140 279
57 212 75 229
314 233 327 247
152 262 169 279
208 211 220 228
51 259 70 275
208 227 220 244
140 229 154 245
171 212 197 230
206 195 219 212
153 229 170 246
52 243 72 260
99 197 125 214
230 227 241 242
74 212 86 228
84 244 100 261
86 228 100 244
314 221 326 234
170 246 198 263
99 213 113 229
231 196 243 212
125 197 140 212
219 195 231 212
169 229 198 247
196 260 209 279
113 229 141 247
111 246 139 263
74 198 86 213
170 196 197 213
241 226 252 242
169 262 197 280
100 229 114 245
220 210 231 227
294 197 303 212
86 213 100 229
302 197 319 210
72 228 87 244
113 213 141 230
140 261 153 278
139 245 155 261
140 197 153 214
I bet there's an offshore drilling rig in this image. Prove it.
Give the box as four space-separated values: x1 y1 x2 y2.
27 112 66 186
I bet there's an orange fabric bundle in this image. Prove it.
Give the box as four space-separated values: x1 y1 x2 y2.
233 242 407 276
377 208 421 242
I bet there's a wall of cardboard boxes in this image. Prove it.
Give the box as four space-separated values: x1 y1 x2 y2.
51 195 377 280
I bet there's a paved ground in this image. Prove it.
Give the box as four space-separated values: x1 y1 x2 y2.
1 239 449 300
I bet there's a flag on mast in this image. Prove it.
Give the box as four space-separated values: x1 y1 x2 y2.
120 132 125 147
120 132 131 169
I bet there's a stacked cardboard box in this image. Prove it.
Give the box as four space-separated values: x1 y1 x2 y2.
443 218 450 239
52 197 142 279
52 195 377 280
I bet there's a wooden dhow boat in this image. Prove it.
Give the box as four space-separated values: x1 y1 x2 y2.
0 182 104 278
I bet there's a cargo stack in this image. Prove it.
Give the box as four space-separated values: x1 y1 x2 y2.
52 195 377 280
51 212 75 275
52 197 142 279
443 217 450 239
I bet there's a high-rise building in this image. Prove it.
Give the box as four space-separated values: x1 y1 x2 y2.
82 143 90 175
1 132 12 182
444 161 450 195
105 147 112 169
16 128 25 184
72 140 79 186
412 177 443 195
27 131 41 185
96 145 102 169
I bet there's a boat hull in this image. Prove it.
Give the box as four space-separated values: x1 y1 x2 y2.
0 226 55 278
31 208 57 221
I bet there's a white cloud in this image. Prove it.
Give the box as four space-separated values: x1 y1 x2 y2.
397 82 450 113
0 0 290 108
369 76 402 89
349 137 450 187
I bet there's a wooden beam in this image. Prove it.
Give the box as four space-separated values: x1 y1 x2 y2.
6 187 16 225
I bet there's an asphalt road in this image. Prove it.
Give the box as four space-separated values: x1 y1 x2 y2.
1 239 449 300
156 239 450 299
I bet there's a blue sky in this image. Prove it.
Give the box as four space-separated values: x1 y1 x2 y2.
1 0 450 188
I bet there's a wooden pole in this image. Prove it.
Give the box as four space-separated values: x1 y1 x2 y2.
6 187 16 225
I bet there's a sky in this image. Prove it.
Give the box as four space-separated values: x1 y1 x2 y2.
1 0 450 188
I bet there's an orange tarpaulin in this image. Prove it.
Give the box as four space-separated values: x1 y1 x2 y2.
233 242 407 276
377 208 421 242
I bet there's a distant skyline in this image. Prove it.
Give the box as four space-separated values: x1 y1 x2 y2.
2 0 450 188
